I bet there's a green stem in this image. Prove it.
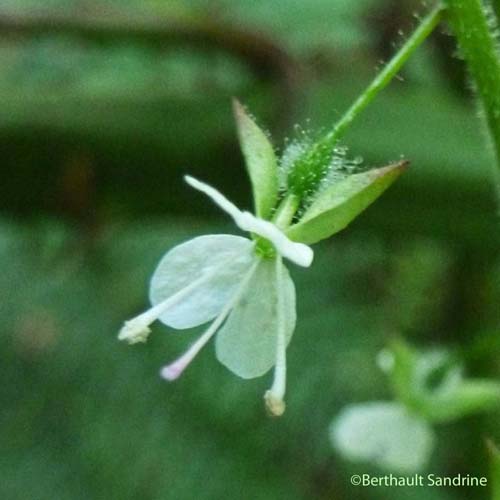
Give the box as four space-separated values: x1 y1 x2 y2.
287 4 443 197
323 3 444 147
444 0 500 174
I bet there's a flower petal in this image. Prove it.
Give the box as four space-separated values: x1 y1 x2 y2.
330 402 435 472
160 261 259 380
185 175 313 267
215 258 296 378
149 235 254 329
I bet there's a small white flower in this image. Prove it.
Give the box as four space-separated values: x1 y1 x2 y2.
119 176 313 416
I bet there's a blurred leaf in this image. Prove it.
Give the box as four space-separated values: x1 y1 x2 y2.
489 441 500 500
233 99 279 219
330 401 435 472
385 340 500 423
419 380 500 423
224 0 379 52
286 161 408 244
382 340 421 410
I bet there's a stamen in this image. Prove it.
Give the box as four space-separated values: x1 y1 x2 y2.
160 315 221 381
118 269 219 345
118 321 151 345
185 175 313 267
160 261 260 380
264 257 288 417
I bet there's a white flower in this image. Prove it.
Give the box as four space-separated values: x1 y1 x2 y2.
119 176 313 416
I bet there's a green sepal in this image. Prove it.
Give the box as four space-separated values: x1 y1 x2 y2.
233 99 279 220
286 161 408 244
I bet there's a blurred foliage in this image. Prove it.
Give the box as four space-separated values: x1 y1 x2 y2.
489 441 500 500
385 340 500 423
1 0 499 499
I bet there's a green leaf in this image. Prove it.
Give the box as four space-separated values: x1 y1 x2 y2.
488 441 500 500
286 161 408 244
419 380 500 423
383 340 500 423
233 99 279 220
330 402 435 472
383 340 422 411
215 258 296 379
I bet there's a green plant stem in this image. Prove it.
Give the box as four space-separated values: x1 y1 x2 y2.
287 3 443 199
321 3 444 148
444 0 500 173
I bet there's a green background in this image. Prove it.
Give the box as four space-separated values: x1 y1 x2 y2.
1 0 499 498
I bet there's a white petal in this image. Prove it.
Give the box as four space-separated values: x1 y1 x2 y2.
330 402 435 472
185 175 313 267
149 235 254 329
160 261 259 380
215 258 296 379
238 213 313 267
184 176 243 221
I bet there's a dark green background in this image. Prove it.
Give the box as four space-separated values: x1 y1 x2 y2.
1 0 499 499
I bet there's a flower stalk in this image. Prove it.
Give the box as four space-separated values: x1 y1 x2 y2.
323 3 444 147
287 4 443 197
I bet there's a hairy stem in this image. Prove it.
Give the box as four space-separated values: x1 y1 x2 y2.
322 4 444 148
444 0 500 175
287 4 443 197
